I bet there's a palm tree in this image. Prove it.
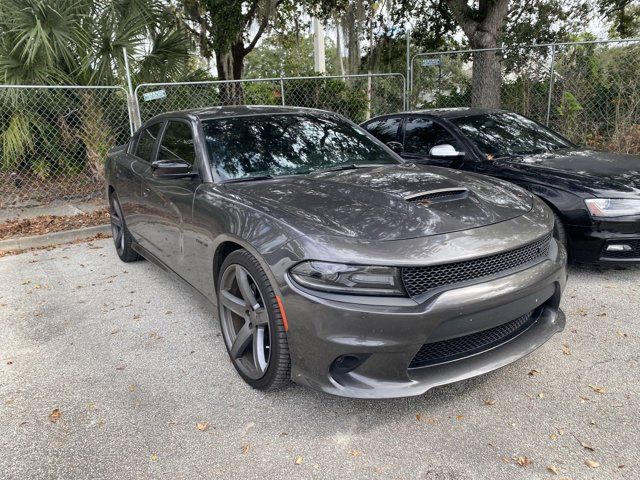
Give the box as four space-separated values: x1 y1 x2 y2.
0 0 193 184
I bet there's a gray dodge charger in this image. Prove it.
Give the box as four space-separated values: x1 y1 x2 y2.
105 106 567 399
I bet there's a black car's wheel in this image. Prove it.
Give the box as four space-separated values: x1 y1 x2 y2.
552 210 568 249
109 193 141 263
217 249 290 390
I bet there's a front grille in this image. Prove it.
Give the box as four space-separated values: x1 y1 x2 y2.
402 234 552 298
601 239 640 259
409 311 536 368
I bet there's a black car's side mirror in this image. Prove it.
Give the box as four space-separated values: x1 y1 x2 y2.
429 144 465 159
151 159 195 177
386 141 404 154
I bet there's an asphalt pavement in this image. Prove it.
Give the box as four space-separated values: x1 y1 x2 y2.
1 239 639 479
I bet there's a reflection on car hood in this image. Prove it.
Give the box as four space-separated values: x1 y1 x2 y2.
498 148 640 193
224 164 533 241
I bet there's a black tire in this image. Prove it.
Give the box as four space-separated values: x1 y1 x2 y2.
109 193 141 263
551 210 568 249
217 249 290 391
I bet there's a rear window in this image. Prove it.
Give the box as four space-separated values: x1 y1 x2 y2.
202 113 398 180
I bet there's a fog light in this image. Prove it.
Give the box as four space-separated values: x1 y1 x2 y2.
606 244 633 252
330 355 366 375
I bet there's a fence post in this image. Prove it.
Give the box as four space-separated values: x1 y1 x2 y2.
122 47 141 132
406 26 410 110
280 78 286 106
545 44 556 126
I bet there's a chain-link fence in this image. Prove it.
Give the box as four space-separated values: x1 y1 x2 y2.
0 85 131 208
134 73 406 127
411 39 640 154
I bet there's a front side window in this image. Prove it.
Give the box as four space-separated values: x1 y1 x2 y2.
364 117 401 144
135 123 162 162
403 117 459 155
202 113 399 181
158 121 196 166
450 112 573 159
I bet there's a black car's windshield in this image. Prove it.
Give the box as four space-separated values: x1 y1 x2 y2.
450 112 573 159
202 113 398 181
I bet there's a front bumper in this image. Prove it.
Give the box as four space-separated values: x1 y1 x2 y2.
281 241 567 399
567 215 640 263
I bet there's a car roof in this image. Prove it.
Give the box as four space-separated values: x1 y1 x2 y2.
365 107 509 122
144 105 338 124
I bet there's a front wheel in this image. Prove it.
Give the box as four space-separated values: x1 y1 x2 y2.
217 249 290 390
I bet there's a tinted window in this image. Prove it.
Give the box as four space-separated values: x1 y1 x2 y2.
135 123 162 162
158 121 196 166
203 114 398 181
404 118 459 155
364 117 401 143
450 112 572 159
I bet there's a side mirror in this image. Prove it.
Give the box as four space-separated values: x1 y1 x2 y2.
429 144 464 159
386 141 404 154
151 159 193 177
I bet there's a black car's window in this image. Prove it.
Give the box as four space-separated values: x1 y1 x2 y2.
202 113 399 181
403 118 460 155
135 123 162 162
364 117 401 143
158 121 196 167
449 112 572 159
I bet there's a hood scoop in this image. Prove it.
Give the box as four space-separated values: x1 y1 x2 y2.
404 188 469 205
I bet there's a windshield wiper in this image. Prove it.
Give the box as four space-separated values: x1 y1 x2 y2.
312 163 384 174
223 175 275 184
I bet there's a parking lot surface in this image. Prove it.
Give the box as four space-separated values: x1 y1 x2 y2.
1 239 639 480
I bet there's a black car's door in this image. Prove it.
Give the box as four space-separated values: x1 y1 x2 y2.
119 122 163 238
138 119 202 274
400 116 466 168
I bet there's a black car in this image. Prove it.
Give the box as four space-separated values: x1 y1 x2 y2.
362 109 640 264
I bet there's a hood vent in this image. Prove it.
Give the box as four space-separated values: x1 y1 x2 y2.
404 188 468 204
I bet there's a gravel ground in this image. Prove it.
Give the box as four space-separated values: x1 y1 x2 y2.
1 239 639 480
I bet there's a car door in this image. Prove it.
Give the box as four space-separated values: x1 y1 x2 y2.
401 116 465 169
118 122 163 238
138 119 202 274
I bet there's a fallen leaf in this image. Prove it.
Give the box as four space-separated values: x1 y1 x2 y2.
349 450 361 457
580 395 590 403
294 456 303 465
547 465 559 475
528 369 541 376
455 415 464 421
538 392 545 399
151 453 158 461
562 343 572 355
133 314 140 320
579 440 594 451
515 456 532 467
588 384 605 394
415 414 422 421
196 421 209 431
617 331 628 338
129 384 136 392
49 408 62 422
585 459 600 468
484 399 496 406
279 432 288 437
241 444 250 454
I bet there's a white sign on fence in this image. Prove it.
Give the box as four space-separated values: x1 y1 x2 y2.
421 58 441 67
143 89 167 101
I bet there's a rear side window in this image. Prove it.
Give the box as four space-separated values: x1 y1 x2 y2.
404 118 460 155
135 123 162 162
158 121 196 167
364 117 401 143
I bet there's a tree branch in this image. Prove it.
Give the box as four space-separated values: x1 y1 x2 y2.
445 0 479 38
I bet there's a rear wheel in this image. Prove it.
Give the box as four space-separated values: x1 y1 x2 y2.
217 249 290 390
109 193 141 263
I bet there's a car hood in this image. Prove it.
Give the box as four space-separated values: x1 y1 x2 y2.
497 148 640 194
223 164 533 241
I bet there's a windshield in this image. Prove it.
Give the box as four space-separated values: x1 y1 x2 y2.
202 113 398 180
450 112 573 159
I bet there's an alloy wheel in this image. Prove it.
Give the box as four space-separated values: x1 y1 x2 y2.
219 264 271 380
110 197 125 256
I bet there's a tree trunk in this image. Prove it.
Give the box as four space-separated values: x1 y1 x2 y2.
215 39 246 105
470 31 502 108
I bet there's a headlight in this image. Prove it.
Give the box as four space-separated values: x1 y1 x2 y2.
585 198 640 218
289 261 405 296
